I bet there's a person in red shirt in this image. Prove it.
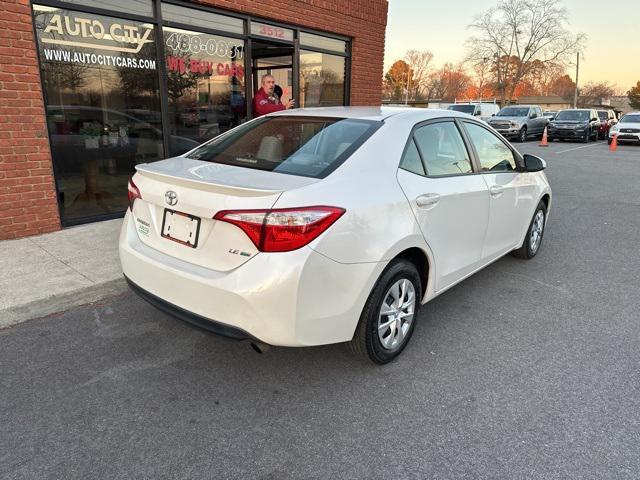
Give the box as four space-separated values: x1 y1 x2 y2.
252 74 294 117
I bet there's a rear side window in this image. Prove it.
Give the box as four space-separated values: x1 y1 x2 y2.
413 122 472 176
187 116 381 179
399 139 425 176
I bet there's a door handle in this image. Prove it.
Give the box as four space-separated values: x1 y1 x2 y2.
489 185 504 197
416 193 440 207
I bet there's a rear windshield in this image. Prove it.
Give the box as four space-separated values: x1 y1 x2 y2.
448 105 476 114
621 114 640 123
497 107 529 117
187 116 381 178
555 110 589 121
598 111 608 120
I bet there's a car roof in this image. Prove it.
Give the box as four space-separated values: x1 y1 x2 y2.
266 106 473 122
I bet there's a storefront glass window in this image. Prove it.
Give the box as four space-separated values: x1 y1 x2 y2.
161 3 244 35
250 22 294 42
33 5 163 225
299 50 346 107
56 0 154 17
299 32 346 54
163 27 246 156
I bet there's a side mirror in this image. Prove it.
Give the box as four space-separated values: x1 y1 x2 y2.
475 111 481 116
523 154 546 172
529 113 537 119
491 113 495 116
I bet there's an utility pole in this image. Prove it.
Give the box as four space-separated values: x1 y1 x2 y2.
405 66 411 105
573 51 579 108
496 51 502 107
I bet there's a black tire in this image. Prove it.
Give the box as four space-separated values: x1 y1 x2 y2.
511 201 547 259
348 259 422 364
582 130 589 143
591 129 598 141
517 127 527 143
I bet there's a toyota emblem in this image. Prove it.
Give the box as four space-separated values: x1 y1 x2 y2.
165 190 178 206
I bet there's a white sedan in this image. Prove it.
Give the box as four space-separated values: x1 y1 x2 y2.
120 107 551 364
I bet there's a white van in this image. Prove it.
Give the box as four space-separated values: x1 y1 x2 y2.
447 102 500 122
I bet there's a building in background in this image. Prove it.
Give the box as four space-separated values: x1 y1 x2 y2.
0 0 387 239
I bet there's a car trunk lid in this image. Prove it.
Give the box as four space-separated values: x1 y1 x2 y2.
130 157 319 271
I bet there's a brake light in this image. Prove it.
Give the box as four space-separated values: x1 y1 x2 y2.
127 177 141 211
214 206 345 252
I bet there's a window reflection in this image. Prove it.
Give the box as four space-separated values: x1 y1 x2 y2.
299 50 345 107
163 27 246 156
34 6 163 224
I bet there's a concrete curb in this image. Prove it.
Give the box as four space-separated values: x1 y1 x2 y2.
0 277 128 329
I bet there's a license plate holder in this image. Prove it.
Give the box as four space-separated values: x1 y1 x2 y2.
161 209 201 248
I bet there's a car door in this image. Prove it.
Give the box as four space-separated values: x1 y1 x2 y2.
396 120 491 291
461 121 537 261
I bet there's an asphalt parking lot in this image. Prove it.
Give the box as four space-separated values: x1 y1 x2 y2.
2 139 640 479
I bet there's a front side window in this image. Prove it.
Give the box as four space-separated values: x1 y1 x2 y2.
464 123 516 172
413 122 472 176
163 27 246 155
188 117 380 178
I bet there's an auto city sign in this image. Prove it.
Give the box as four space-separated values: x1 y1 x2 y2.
42 13 154 54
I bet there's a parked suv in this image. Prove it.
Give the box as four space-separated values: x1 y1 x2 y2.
447 102 500 122
547 109 600 143
597 109 617 140
487 105 548 142
609 112 640 145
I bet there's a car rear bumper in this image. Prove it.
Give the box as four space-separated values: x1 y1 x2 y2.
125 275 258 341
119 211 384 347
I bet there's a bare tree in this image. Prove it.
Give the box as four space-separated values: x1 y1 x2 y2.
404 50 434 100
466 0 586 105
578 81 619 107
426 63 472 101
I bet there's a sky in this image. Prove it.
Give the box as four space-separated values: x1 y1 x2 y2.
384 0 640 92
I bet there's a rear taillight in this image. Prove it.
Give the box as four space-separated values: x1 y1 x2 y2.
214 206 345 252
127 177 141 211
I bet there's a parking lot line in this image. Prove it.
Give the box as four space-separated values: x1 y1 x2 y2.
554 143 603 154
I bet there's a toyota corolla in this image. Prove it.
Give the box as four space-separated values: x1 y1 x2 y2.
120 107 551 364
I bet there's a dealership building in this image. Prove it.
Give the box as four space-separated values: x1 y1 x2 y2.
0 0 387 239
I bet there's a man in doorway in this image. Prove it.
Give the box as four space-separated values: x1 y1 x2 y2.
252 74 294 117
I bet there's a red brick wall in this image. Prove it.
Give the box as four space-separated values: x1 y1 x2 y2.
197 0 389 105
0 0 387 240
0 0 60 240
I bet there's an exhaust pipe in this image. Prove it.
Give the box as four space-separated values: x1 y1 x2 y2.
250 341 271 354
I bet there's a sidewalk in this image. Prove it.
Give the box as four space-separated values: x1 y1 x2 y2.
0 219 126 329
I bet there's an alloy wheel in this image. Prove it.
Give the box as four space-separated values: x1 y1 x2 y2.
377 279 416 351
530 210 545 254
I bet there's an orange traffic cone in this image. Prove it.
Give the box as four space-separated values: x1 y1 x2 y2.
609 133 618 152
540 126 549 146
